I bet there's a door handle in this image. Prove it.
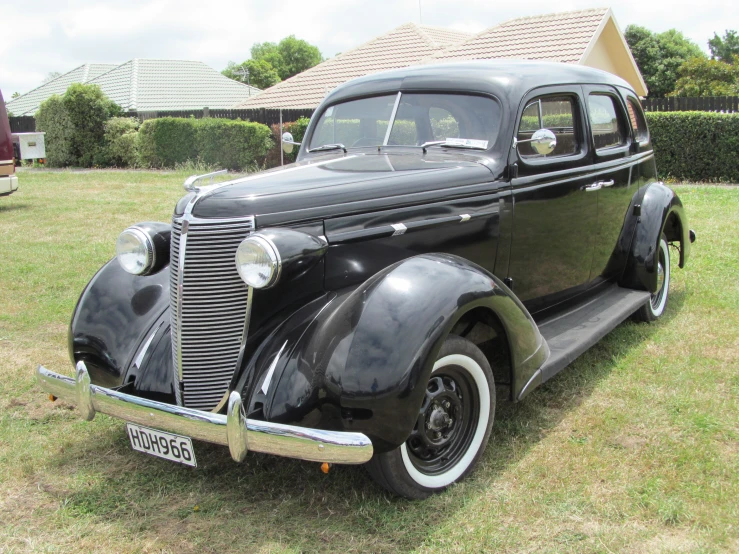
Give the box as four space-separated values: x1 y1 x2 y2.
582 180 615 192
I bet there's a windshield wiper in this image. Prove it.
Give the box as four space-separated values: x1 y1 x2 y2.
308 143 347 153
420 140 488 152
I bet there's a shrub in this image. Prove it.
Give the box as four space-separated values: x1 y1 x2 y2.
137 118 198 168
35 95 74 167
196 118 273 170
62 83 122 167
267 117 310 167
102 117 140 167
646 111 739 182
137 117 272 170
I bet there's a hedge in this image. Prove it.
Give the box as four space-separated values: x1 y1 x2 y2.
196 118 273 170
102 117 139 167
137 117 272 170
646 111 739 182
137 118 198 168
35 95 74 167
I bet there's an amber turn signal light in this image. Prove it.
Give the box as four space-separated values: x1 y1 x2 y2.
321 462 330 474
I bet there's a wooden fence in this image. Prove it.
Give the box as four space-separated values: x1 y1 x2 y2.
8 108 315 133
641 96 738 112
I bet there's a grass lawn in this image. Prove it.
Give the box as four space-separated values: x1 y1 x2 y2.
1 169 737 553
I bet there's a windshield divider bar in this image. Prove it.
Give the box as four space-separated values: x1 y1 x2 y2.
383 92 402 146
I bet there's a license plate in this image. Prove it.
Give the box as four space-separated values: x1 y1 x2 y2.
126 423 197 467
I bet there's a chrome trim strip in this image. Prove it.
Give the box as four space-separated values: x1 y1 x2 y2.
383 92 402 146
37 364 373 465
134 322 163 369
261 340 288 395
459 214 471 222
391 223 407 236
176 219 188 384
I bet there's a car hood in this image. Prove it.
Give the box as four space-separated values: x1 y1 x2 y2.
190 151 498 225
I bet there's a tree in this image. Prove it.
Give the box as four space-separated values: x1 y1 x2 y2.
625 25 706 97
222 59 281 90
708 30 739 64
42 71 62 84
62 83 122 166
11 92 20 99
250 35 322 81
274 35 323 81
671 56 739 96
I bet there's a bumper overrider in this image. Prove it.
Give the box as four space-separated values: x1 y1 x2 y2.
36 362 373 464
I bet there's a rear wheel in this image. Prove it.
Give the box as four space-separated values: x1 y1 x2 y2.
635 235 671 322
366 335 495 499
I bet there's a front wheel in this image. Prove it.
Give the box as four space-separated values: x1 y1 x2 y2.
635 235 671 322
366 335 495 499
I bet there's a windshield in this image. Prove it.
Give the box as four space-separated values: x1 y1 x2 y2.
309 93 500 151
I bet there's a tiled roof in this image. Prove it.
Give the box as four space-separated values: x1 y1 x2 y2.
89 59 262 111
236 23 473 109
6 63 117 116
429 8 609 64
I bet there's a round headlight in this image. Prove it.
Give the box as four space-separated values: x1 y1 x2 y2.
235 235 281 288
116 227 154 275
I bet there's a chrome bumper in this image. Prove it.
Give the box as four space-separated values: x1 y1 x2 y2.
36 362 373 465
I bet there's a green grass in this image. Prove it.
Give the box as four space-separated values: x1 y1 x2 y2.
1 169 738 553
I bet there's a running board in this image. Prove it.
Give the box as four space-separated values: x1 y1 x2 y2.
518 286 651 400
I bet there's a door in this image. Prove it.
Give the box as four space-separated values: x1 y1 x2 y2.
583 86 635 283
507 87 598 315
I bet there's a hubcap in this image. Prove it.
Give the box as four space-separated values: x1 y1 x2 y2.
406 367 479 475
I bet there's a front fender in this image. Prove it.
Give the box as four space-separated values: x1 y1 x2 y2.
621 182 690 293
69 258 170 388
243 253 547 452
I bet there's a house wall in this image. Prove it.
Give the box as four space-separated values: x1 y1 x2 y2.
582 18 648 97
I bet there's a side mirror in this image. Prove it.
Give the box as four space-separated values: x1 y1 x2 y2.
514 129 557 156
282 132 301 154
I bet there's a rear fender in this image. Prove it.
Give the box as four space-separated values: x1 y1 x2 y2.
243 253 547 452
620 182 690 292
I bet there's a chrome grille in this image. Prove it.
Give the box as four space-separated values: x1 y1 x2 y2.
170 216 255 410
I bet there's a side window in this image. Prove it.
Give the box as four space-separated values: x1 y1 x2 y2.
588 94 627 150
517 96 579 158
626 97 649 142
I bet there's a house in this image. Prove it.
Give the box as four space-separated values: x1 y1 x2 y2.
6 59 262 116
236 7 646 110
234 23 474 109
5 64 117 116
428 8 647 96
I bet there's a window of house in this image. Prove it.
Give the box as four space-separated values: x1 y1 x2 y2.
588 94 627 150
517 95 579 158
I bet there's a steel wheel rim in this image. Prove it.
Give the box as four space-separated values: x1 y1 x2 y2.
405 365 480 476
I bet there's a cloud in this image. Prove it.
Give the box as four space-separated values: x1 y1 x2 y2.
1 0 734 96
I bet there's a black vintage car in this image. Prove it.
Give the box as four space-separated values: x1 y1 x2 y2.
38 61 695 499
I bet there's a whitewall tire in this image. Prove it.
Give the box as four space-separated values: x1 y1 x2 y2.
366 335 495 499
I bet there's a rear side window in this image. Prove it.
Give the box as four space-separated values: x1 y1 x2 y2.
626 98 649 142
588 94 626 150
517 95 579 158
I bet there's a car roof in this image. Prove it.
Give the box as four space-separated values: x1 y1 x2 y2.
322 60 634 108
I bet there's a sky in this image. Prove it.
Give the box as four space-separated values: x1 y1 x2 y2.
1 0 736 96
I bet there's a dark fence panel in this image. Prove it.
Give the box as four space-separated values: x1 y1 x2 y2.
641 96 739 113
9 116 36 133
133 108 315 126
8 108 316 135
